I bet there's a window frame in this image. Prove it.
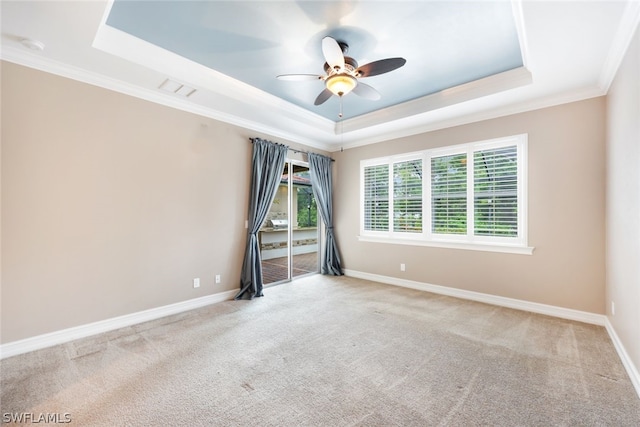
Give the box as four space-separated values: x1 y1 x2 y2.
361 161 391 233
392 156 424 234
359 134 532 255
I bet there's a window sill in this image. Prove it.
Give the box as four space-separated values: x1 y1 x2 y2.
357 235 534 255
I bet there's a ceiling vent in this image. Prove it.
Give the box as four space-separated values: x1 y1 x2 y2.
20 38 45 51
158 79 196 97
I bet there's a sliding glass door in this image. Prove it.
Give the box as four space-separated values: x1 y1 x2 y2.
259 160 320 285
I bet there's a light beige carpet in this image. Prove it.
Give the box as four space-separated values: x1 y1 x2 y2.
2 275 639 426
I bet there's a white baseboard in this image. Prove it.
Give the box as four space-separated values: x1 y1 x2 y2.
343 269 606 326
3 274 639 400
605 317 640 399
343 269 640 398
0 289 238 360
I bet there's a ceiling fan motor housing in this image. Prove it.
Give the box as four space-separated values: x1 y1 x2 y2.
324 56 358 75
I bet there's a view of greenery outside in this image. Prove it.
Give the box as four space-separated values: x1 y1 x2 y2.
393 160 422 232
364 143 519 238
290 171 318 228
296 185 317 228
364 164 389 231
474 146 518 236
431 153 467 234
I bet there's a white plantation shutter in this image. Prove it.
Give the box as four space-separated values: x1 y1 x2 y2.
363 164 389 231
431 153 467 234
473 146 518 237
393 159 422 232
360 134 528 253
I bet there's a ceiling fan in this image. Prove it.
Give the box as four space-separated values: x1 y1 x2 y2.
277 36 406 110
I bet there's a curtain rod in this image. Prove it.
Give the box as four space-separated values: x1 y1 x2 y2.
289 147 335 162
249 138 334 162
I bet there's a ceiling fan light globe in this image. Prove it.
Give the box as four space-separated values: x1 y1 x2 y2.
326 74 357 97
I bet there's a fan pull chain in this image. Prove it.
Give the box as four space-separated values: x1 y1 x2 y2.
339 96 343 118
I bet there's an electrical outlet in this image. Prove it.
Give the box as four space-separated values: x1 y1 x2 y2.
193 278 200 288
400 263 406 272
215 275 221 284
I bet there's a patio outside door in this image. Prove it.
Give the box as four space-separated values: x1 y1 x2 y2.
259 160 320 285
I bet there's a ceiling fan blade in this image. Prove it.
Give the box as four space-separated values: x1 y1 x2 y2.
355 58 406 78
277 74 323 81
322 36 345 71
314 88 333 105
352 82 381 100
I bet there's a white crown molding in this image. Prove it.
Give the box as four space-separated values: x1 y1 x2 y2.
91 23 540 149
343 269 605 326
1 43 607 156
333 84 605 151
2 0 637 153
0 289 237 360
0 47 335 151
339 66 533 135
4 0 633 154
511 0 530 70
598 0 640 92
605 317 640 399
92 23 334 133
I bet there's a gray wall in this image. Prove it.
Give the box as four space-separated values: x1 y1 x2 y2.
0 62 323 343
2 50 632 379
606 25 640 386
334 97 606 314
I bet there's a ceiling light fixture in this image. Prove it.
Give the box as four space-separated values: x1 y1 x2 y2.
325 74 357 97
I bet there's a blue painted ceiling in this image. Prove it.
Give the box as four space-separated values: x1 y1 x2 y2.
106 1 523 121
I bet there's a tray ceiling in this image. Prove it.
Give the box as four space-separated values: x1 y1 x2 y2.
105 0 524 121
1 1 639 150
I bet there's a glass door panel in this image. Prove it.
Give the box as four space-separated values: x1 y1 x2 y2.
260 162 290 285
291 165 319 279
259 161 319 286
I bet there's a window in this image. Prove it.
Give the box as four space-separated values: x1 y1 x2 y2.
363 164 389 231
431 153 467 235
393 159 422 233
360 134 530 254
473 145 518 237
